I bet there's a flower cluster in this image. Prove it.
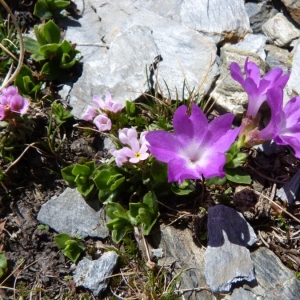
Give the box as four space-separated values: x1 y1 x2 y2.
82 92 123 131
111 128 149 167
0 86 29 120
230 58 300 158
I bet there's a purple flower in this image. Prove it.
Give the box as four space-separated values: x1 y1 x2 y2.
93 92 123 113
230 58 290 118
119 128 138 145
82 105 97 121
93 114 112 132
0 86 29 118
260 87 300 158
146 104 239 183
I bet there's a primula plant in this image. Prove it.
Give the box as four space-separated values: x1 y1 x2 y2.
0 86 32 160
61 57 297 244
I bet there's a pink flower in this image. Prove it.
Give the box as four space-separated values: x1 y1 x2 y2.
111 128 150 166
0 86 29 118
110 148 128 167
93 114 112 132
119 128 138 145
93 92 123 113
146 104 239 183
82 105 97 121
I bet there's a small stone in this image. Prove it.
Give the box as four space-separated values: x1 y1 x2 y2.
262 13 300 47
37 188 109 238
204 205 257 292
281 0 300 26
73 251 118 296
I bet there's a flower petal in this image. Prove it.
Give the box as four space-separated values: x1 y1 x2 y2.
230 62 245 86
146 131 180 163
168 157 200 183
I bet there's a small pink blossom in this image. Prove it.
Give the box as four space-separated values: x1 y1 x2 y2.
111 128 150 166
0 86 29 119
93 114 112 132
82 105 97 121
93 92 123 113
110 148 128 167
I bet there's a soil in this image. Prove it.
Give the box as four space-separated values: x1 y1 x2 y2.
0 1 300 300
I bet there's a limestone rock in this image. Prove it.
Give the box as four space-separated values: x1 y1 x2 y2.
234 34 267 60
73 251 118 296
281 0 300 26
69 9 218 119
150 226 212 300
262 13 300 47
204 205 257 292
265 44 292 73
142 0 252 44
245 0 278 33
37 188 109 239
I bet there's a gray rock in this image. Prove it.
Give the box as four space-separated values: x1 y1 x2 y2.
262 13 300 47
286 39 300 98
281 0 300 26
225 247 300 299
265 44 292 73
73 251 118 296
277 169 300 205
141 0 252 44
204 205 257 292
150 226 212 300
37 188 109 238
69 9 218 119
211 46 267 117
245 0 278 33
234 34 267 60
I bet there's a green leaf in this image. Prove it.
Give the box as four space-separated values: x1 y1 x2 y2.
112 228 127 244
54 233 71 249
48 0 70 9
205 176 227 187
94 169 111 190
98 189 118 204
34 0 53 19
23 36 42 55
77 182 94 197
138 207 153 225
72 164 91 176
63 240 84 263
142 217 157 235
110 176 125 191
0 252 7 278
125 101 136 116
40 20 61 44
143 191 158 215
225 168 252 184
34 24 47 45
150 160 168 183
39 43 60 57
61 165 76 185
106 202 128 220
171 181 195 195
225 152 248 169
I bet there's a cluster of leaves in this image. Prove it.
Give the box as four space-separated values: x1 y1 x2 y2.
23 20 81 81
54 233 85 263
34 0 71 20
